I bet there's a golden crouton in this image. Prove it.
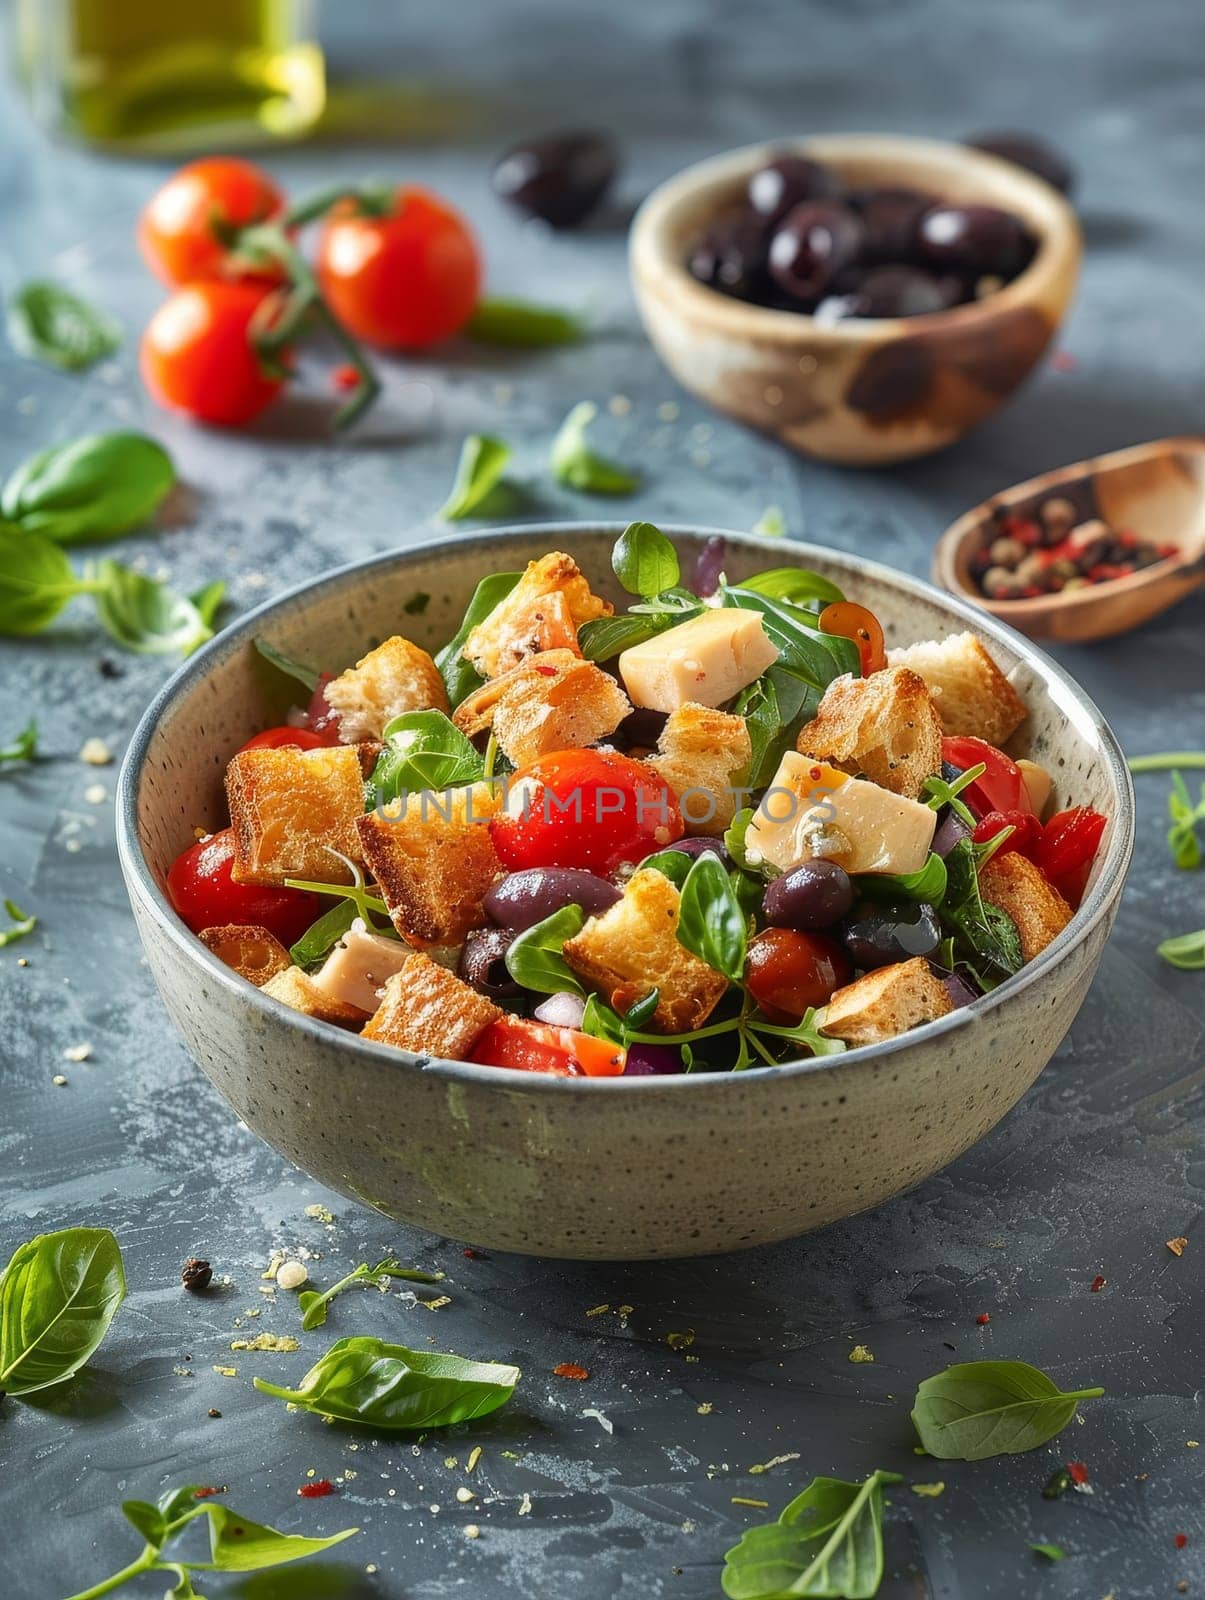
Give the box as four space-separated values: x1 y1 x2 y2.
462 552 612 678
362 953 500 1059
796 666 942 798
226 743 371 887
887 631 1027 747
324 635 449 742
356 782 500 946
819 957 952 1047
647 703 752 836
453 649 631 767
562 867 728 1033
198 923 292 987
979 850 1073 960
262 965 368 1025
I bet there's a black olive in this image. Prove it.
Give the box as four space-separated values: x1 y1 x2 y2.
492 130 618 227
841 900 941 969
918 203 1035 279
847 185 932 263
747 155 841 224
688 209 771 301
768 200 866 302
457 927 521 1000
964 132 1075 197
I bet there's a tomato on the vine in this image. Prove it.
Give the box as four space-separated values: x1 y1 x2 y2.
167 828 319 944
941 735 1031 818
138 157 286 287
470 1016 626 1077
818 601 887 675
316 186 481 350
140 282 285 427
238 726 328 753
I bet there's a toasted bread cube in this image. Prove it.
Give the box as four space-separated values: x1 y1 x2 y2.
796 667 942 799
226 744 369 887
198 923 292 987
362 953 500 1059
979 850 1073 960
454 649 631 767
356 782 500 947
262 965 368 1025
887 631 1027 746
311 922 411 1014
819 957 952 1047
562 867 728 1033
618 608 778 712
463 552 612 679
324 635 449 742
647 703 752 837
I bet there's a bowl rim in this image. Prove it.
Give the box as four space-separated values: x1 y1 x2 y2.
116 522 1134 1096
629 131 1082 343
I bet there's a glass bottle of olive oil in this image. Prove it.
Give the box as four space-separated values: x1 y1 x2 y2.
16 0 325 150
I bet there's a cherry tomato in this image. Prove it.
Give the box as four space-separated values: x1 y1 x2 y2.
141 282 285 428
138 157 286 287
238 726 327 753
941 735 1031 819
316 186 481 350
744 927 852 1024
818 601 887 674
1034 806 1106 882
167 828 319 944
490 749 683 875
971 809 1041 857
469 1016 626 1077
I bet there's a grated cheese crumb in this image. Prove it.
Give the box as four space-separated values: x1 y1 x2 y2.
455 1487 476 1503
304 1203 335 1224
79 738 113 766
84 784 108 805
63 1043 92 1062
213 1366 238 1377
848 1344 875 1364
465 1524 481 1539
467 1447 482 1473
275 1260 309 1291
230 1333 300 1353
518 1493 532 1516
52 1074 68 1087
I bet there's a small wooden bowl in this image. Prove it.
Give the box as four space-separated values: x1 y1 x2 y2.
934 436 1205 642
629 134 1081 466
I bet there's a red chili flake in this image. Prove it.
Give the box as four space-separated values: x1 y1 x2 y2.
298 1479 335 1498
976 1312 991 1325
332 363 361 392
1175 1532 1189 1549
535 664 558 677
1051 349 1079 373
463 1247 488 1259
1090 1275 1106 1293
809 767 822 781
1067 1460 1089 1486
553 1362 589 1380
193 1486 226 1498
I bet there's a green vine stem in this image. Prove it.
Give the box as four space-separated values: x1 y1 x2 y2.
1129 752 1205 772
60 1549 158 1600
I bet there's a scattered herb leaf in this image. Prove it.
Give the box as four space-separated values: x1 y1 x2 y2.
740 566 845 608
0 899 37 948
298 1258 444 1330
7 281 122 371
1 432 175 543
1159 929 1205 970
467 296 584 346
254 636 320 693
750 506 786 540
676 852 747 983
87 559 217 656
435 570 522 706
1031 1543 1066 1562
0 524 87 635
911 1360 1104 1460
1165 770 1205 870
370 710 486 804
550 401 638 495
439 434 513 521
0 1227 125 1396
289 899 360 968
0 719 37 765
611 521 681 597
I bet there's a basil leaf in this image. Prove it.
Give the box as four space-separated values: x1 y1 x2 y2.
439 434 513 521
611 521 681 597
289 900 360 968
741 566 845 609
0 524 85 635
750 505 786 540
371 711 485 805
722 585 861 684
1 432 175 544
581 992 626 1045
467 296 584 346
0 1226 125 1395
88 559 215 656
189 1502 358 1572
299 1258 444 1331
1166 772 1205 870
190 579 226 631
435 570 522 706
640 849 694 888
1032 1544 1066 1562
721 1469 902 1600
550 402 638 495
1159 928 1205 970
506 904 586 996
254 636 320 694
0 719 37 765
121 1500 168 1550
577 611 669 661
734 665 821 791
0 899 37 948
911 1360 1104 1460
677 852 746 983
855 852 947 906
253 1335 519 1430
7 281 122 371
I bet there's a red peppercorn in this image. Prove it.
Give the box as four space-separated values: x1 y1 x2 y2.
1090 1275 1106 1293
193 1486 226 1498
332 363 361 392
1067 1460 1089 1486
553 1362 589 1380
1175 1532 1189 1550
298 1479 335 1498
976 1312 991 1325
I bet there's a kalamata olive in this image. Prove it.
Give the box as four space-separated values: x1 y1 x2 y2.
748 155 841 224
492 130 618 227
745 927 853 1023
768 200 866 302
458 927 521 1000
841 901 941 969
848 185 931 263
932 809 972 858
918 203 1034 279
688 209 771 300
671 836 732 867
623 1042 684 1076
484 868 620 930
614 705 668 752
844 265 965 318
763 861 854 930
964 132 1075 197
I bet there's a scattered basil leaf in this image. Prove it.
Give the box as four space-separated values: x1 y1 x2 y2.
289 899 360 968
1 432 175 543
1127 751 1205 774
190 1502 358 1573
371 710 485 805
855 852 947 906
1158 928 1205 970
750 505 786 540
640 848 694 888
7 281 122 371
467 296 584 346
721 1469 902 1600
1166 770 1205 870
120 1498 168 1549
439 434 513 520
1031 1544 1066 1562
577 611 670 661
677 852 747 983
550 401 638 495
298 1258 444 1331
0 719 37 765
435 570 522 706
254 636 321 694
1041 1467 1073 1500
0 524 87 635
87 559 216 656
611 521 681 597
0 899 37 948
505 904 586 996
0 1226 125 1396
189 579 226 631
253 1335 520 1430
741 566 845 609
911 1360 1104 1460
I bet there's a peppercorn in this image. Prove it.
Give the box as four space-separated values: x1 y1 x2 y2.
1039 495 1076 540
989 536 1025 567
207 1407 222 1418
1015 553 1047 586
981 565 1022 599
181 1257 213 1292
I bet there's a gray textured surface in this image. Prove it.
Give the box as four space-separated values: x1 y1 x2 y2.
1 2 1203 1597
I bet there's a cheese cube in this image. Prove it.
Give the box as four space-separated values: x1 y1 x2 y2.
619 608 778 712
311 922 412 1015
746 752 937 876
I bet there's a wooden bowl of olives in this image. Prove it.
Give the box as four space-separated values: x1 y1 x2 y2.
629 134 1081 466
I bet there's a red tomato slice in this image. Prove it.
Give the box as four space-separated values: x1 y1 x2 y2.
1034 806 1106 881
971 809 1041 858
941 735 1031 818
306 670 344 744
238 726 327 753
469 1017 626 1076
167 828 319 944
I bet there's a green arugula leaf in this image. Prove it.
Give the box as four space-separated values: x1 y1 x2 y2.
911 1360 1104 1460
611 521 681 596
435 570 522 706
370 711 486 805
1031 1543 1066 1562
467 296 584 346
0 719 37 765
734 665 821 791
722 1469 902 1599
7 281 122 371
505 904 586 996
298 1258 444 1331
677 852 746 983
1158 928 1205 970
550 401 638 495
921 762 986 824
87 559 216 656
0 524 89 635
740 566 845 609
439 434 513 520
254 636 320 694
0 899 37 948
855 852 947 906
1 432 175 543
939 838 1023 984
750 505 786 540
751 1009 846 1061
0 1226 125 1395
253 1336 519 1429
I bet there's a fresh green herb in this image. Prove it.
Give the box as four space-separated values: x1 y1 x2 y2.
856 852 948 906
285 855 392 927
87 559 220 656
289 900 360 968
724 810 772 878
721 1469 902 1600
921 762 986 825
298 1258 445 1331
611 521 682 597
254 636 320 694
190 578 226 632
1165 771 1205 870
1127 752 1205 773
403 590 431 616
0 1227 125 1397
640 848 695 888
505 904 586 996
0 719 37 765
939 838 1022 987
371 710 486 805
750 505 786 540
7 281 122 371
60 1484 357 1600
740 566 845 608
1158 929 1205 970
435 570 522 706
621 988 661 1030
550 401 638 494
911 1360 1104 1460
1031 1543 1066 1562
467 296 584 346
253 1336 519 1430
439 434 513 520
0 524 87 634
577 611 671 660
677 852 748 983
1 432 175 544
723 585 860 682
733 665 815 791
0 899 37 948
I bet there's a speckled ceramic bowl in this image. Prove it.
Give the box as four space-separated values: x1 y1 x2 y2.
117 527 1132 1260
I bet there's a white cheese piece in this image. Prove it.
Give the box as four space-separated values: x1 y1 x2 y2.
1016 758 1051 818
747 753 937 875
619 609 778 712
312 923 411 1015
